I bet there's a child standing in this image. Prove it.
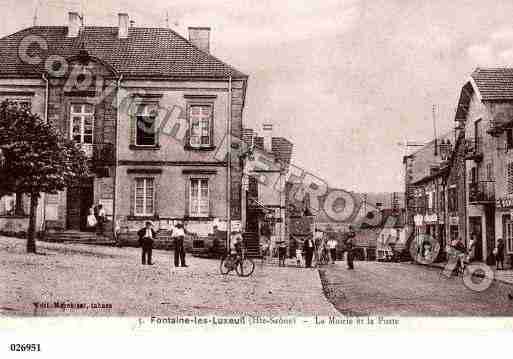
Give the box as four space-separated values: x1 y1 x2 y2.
295 238 304 267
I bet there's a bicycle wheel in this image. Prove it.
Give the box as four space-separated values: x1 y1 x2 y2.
219 256 233 275
236 258 255 277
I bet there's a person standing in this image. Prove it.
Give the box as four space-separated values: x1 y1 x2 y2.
467 234 477 263
327 237 338 264
96 204 106 236
345 227 356 270
86 207 97 232
277 240 287 267
496 238 505 270
303 237 315 268
172 222 187 267
137 221 156 265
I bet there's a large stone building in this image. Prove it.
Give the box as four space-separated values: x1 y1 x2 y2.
0 12 248 239
455 68 513 265
404 68 513 267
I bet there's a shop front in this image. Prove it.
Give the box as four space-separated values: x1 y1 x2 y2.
495 196 513 267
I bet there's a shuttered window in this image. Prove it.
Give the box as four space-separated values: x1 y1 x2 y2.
507 162 513 194
486 162 493 181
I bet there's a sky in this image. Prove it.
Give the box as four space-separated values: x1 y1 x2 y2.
3 0 513 193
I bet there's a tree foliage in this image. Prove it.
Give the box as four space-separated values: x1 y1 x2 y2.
0 99 89 252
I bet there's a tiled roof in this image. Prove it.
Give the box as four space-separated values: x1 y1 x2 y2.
253 136 294 165
471 68 513 100
0 26 247 78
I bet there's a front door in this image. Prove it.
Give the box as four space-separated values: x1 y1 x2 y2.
66 178 94 230
469 216 483 261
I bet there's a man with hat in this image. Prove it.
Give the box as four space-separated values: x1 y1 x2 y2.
172 222 188 267
137 221 156 265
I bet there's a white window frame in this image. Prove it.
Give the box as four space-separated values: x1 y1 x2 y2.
134 177 155 216
188 103 213 148
70 103 94 144
135 104 157 147
189 178 209 217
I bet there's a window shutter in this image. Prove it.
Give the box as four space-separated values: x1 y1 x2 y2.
184 179 190 217
153 177 158 217
129 177 135 216
507 162 513 194
129 115 136 146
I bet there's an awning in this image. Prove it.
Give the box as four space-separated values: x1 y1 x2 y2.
248 198 274 213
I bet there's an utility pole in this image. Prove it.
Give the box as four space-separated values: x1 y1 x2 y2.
33 0 40 26
165 11 169 28
226 77 232 252
433 104 438 156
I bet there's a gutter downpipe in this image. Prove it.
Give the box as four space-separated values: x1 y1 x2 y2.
226 76 232 251
113 74 123 240
40 73 49 232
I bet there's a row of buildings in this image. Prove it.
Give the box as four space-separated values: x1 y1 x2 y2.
405 68 513 266
0 12 293 253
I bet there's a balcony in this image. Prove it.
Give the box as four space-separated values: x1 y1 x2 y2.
464 137 483 162
468 181 495 204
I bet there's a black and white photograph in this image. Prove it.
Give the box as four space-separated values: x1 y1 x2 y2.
1 0 513 355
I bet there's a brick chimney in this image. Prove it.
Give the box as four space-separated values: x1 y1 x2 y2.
118 13 129 39
67 12 81 38
262 124 273 153
188 27 210 53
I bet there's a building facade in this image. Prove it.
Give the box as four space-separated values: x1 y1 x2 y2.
0 12 248 240
453 69 513 265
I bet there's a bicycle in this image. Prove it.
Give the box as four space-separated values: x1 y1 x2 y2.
220 247 255 277
317 247 330 266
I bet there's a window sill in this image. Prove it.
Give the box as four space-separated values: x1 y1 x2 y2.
129 145 160 150
127 215 160 221
184 215 214 221
184 145 216 151
0 215 29 219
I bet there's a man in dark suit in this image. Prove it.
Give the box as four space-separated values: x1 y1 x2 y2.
172 222 188 267
137 221 156 265
303 237 316 268
345 227 356 270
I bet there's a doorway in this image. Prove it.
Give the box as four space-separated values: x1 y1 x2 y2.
66 177 94 231
469 216 483 261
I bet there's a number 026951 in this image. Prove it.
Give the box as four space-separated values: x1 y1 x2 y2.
9 344 41 352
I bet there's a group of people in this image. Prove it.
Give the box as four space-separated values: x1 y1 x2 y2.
448 235 506 275
296 230 355 269
260 228 356 270
136 221 189 267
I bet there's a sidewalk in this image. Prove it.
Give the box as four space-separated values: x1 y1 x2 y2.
414 260 513 285
0 236 338 317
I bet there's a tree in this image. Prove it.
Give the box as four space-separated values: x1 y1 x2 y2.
0 100 89 253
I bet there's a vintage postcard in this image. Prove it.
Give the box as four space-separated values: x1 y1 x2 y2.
1 0 513 354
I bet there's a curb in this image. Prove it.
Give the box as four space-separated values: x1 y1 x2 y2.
411 261 513 286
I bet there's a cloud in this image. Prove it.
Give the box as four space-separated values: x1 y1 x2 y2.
467 27 513 66
467 44 495 66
